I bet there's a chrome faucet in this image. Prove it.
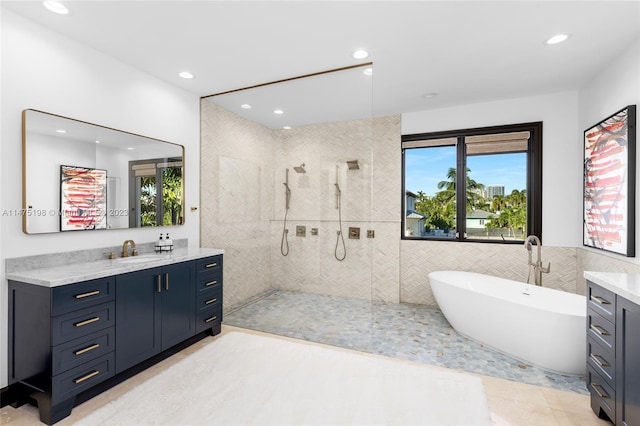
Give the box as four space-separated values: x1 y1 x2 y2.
121 240 138 257
524 235 550 286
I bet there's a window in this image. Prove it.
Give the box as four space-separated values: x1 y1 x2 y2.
402 122 542 243
129 158 183 227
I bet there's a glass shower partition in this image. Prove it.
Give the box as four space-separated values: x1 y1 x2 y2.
200 63 377 353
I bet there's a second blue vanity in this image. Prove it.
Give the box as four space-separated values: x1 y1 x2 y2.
6 247 223 425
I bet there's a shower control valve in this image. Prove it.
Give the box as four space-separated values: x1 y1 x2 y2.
348 227 360 239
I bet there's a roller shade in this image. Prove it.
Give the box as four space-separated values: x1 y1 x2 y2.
402 137 457 149
465 131 529 155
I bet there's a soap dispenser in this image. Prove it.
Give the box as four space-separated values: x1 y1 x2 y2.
155 233 164 252
165 233 173 251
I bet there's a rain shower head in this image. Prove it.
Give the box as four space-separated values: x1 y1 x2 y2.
347 160 359 170
293 163 306 173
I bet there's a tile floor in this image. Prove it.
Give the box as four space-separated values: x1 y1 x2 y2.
225 290 588 394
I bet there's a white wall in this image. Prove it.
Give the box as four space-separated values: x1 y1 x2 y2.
578 38 640 266
0 10 200 387
402 90 581 247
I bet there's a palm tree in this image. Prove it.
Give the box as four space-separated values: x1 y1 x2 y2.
437 167 485 211
491 194 508 212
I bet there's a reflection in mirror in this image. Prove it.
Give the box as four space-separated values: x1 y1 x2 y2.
22 109 184 234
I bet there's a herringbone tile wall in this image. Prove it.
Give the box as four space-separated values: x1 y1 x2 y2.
270 115 402 303
400 240 579 306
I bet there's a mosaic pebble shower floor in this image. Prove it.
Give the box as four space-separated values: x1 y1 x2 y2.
225 290 588 395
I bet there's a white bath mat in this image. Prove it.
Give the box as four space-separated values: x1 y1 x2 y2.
76 331 491 425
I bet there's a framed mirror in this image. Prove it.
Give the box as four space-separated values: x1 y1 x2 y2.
22 109 185 234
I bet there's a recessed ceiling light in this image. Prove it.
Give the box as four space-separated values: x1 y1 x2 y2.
283 126 292 130
127 147 134 150
363 68 373 76
178 71 194 79
56 129 66 133
546 34 569 45
241 104 252 109
353 49 369 59
95 140 100 144
274 109 284 115
421 92 438 99
43 1 68 15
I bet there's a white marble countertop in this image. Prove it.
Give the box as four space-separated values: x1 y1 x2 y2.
6 247 224 288
584 271 640 306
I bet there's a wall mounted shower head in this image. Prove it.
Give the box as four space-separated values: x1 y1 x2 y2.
347 160 359 170
293 163 306 173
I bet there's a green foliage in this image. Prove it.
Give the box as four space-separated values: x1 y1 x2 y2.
139 176 156 227
414 168 526 238
162 167 183 225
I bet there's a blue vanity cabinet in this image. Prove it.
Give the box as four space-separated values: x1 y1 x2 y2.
587 280 640 426
8 276 116 425
7 252 221 425
115 261 195 374
615 296 640 426
195 255 223 334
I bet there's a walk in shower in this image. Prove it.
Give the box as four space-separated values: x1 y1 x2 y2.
199 63 384 352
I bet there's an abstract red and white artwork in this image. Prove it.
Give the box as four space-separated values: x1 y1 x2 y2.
583 105 636 256
60 165 107 231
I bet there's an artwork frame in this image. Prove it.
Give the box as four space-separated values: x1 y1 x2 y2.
583 105 636 257
60 165 108 231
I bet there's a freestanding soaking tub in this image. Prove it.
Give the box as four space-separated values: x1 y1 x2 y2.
429 271 586 375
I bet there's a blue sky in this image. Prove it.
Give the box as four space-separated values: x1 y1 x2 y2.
404 147 526 196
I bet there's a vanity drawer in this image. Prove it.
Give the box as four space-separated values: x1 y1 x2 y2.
197 269 222 293
196 304 222 334
52 328 115 375
52 302 115 346
588 309 615 351
587 337 615 386
53 277 115 316
197 287 222 311
587 282 616 321
588 365 615 422
196 255 222 274
52 352 115 404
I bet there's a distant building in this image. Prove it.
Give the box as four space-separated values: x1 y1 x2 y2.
405 191 426 236
486 185 505 199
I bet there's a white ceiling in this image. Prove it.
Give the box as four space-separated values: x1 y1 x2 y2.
3 1 639 128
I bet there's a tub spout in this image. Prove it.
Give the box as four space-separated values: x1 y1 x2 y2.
524 235 550 286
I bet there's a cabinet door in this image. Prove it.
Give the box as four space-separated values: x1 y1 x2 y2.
115 267 162 374
160 261 195 351
616 297 640 426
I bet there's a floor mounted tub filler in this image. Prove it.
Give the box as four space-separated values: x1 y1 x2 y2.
429 271 586 375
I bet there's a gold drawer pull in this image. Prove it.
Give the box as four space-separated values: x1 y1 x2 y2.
205 315 218 323
74 343 100 356
205 298 218 305
590 353 609 368
590 382 609 399
205 280 218 287
591 295 611 305
590 324 610 336
205 262 218 268
75 317 100 327
75 290 100 299
74 370 100 384
157 275 162 293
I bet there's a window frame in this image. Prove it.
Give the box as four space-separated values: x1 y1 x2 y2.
401 121 543 244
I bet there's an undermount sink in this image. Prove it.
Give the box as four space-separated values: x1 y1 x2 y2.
116 255 165 264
